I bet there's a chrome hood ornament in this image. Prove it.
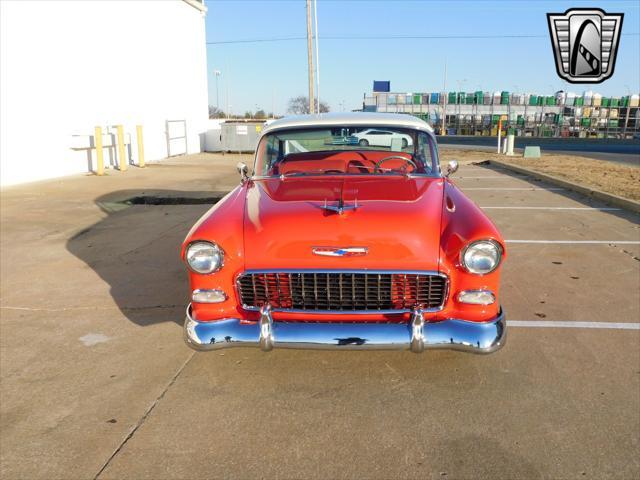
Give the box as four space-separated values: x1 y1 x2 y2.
312 247 368 257
321 197 359 215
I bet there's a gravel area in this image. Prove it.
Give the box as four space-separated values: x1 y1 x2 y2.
440 148 640 201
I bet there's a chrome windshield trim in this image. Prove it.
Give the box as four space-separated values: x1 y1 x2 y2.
250 172 444 180
234 270 449 314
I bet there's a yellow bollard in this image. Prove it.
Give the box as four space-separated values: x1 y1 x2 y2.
116 125 127 171
136 125 145 168
94 126 104 176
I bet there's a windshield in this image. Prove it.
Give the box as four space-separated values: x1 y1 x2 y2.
254 126 439 177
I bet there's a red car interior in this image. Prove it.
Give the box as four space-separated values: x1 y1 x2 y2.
271 150 422 175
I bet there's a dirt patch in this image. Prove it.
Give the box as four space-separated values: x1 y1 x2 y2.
440 149 640 201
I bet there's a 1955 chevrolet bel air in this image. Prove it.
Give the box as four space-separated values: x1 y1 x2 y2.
182 113 506 353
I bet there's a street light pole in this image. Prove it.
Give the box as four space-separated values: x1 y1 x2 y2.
306 0 315 114
214 70 221 110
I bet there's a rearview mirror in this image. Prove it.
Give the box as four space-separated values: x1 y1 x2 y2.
445 160 459 177
237 162 249 183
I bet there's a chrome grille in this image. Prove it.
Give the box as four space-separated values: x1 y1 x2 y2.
237 271 447 312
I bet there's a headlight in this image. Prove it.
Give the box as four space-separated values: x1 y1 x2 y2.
461 240 502 275
186 241 224 274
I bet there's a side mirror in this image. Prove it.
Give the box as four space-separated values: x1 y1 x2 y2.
237 162 249 183
445 160 459 177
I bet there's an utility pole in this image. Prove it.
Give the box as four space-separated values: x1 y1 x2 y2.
313 0 320 113
306 0 315 114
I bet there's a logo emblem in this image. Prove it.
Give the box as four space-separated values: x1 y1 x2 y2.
312 247 368 257
547 8 623 83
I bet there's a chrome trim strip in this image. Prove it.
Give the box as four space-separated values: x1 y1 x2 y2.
234 269 450 314
312 246 368 257
184 304 506 354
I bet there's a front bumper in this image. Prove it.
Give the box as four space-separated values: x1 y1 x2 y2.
183 304 506 354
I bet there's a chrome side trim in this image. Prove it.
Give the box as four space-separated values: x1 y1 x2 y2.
234 269 450 314
184 304 506 354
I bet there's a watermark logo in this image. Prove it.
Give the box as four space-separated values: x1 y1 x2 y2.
547 8 623 83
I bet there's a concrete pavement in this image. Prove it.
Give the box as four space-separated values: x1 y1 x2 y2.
1 154 638 479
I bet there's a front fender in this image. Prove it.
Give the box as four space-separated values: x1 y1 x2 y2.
437 180 506 322
182 185 248 321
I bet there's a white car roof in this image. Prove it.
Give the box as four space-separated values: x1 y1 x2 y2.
261 112 434 136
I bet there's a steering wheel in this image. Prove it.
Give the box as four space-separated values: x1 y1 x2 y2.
374 155 418 174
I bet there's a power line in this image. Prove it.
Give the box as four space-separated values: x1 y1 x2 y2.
207 32 639 45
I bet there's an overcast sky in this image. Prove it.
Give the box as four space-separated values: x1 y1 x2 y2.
204 0 640 115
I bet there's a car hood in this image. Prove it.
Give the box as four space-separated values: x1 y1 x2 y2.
242 176 444 271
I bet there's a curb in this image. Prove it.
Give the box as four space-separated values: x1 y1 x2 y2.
486 159 640 214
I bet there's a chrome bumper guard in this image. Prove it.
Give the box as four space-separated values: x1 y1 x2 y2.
184 304 506 354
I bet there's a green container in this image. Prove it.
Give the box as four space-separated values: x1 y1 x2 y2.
581 118 590 127
474 91 483 104
529 95 538 105
448 92 457 104
608 120 619 127
537 96 544 106
413 94 422 105
610 98 619 107
575 97 584 106
491 114 500 125
466 94 474 105
546 97 556 106
517 115 525 125
601 98 610 107
501 91 510 105
621 96 628 107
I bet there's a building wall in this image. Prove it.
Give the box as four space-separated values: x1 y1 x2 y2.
0 0 209 186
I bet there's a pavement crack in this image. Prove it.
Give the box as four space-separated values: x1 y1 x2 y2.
93 352 195 479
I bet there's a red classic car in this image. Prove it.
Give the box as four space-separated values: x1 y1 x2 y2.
182 113 506 353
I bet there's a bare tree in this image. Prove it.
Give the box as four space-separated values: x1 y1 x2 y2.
254 109 267 119
208 105 225 118
287 95 330 114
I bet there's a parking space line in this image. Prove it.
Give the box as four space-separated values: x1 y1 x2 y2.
506 240 640 244
509 321 640 330
454 176 523 179
464 187 565 191
482 206 620 211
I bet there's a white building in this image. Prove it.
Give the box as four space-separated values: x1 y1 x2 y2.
0 0 209 186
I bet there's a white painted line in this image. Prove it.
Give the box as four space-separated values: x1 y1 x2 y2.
482 206 620 211
454 176 521 179
463 187 564 191
506 240 640 244
509 321 640 330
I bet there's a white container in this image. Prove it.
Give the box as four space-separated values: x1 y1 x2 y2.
565 92 576 106
583 90 593 106
630 94 640 107
592 93 602 106
610 109 619 119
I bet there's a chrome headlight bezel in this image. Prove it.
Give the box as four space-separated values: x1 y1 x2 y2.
185 241 224 274
460 239 503 275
